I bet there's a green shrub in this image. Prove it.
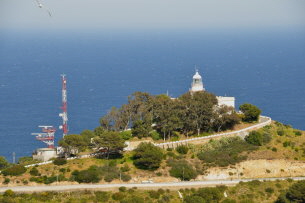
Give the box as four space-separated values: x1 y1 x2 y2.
283 141 291 148
148 190 160 199
276 180 305 203
121 173 131 182
119 186 127 192
73 167 101 183
294 130 302 136
156 172 162 176
120 164 130 172
53 158 67 166
3 178 10 184
272 147 277 152
30 167 40 176
245 131 271 146
265 187 274 194
95 191 110 202
277 130 285 136
3 189 14 197
112 192 126 201
198 137 255 167
22 179 28 185
59 168 66 173
104 173 118 182
1 165 26 176
168 159 197 181
176 145 189 154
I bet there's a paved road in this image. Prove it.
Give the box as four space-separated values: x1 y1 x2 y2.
1 177 304 193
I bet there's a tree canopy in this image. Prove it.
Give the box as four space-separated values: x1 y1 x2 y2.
58 134 87 155
0 156 9 170
99 91 240 140
133 142 164 170
93 131 126 159
239 103 261 122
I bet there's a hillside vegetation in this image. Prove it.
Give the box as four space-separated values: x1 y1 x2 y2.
1 179 304 203
0 121 303 187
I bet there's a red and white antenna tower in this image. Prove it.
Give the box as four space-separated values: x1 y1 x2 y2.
59 74 68 137
32 126 56 148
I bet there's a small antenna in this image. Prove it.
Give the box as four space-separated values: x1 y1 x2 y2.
195 65 199 73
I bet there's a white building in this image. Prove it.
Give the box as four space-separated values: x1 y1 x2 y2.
190 70 235 109
32 148 58 162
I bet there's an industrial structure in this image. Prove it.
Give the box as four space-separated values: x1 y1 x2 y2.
32 126 57 161
59 74 68 137
32 75 69 161
32 126 56 148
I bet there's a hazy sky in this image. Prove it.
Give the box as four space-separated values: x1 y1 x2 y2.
1 0 305 31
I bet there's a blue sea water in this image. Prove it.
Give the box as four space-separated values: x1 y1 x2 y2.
0 28 305 161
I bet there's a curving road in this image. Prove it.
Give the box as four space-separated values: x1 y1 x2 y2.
1 176 304 193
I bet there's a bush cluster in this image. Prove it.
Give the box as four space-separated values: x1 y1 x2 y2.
167 159 197 181
30 174 66 184
53 158 67 166
275 180 305 203
1 165 26 176
197 137 256 167
71 164 131 183
176 145 189 154
245 130 271 146
184 187 223 203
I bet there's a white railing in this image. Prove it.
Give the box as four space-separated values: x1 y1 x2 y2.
155 116 272 147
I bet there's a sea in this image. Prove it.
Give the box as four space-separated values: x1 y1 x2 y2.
0 28 305 162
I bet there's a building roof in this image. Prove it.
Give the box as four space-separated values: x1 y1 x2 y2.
193 71 202 79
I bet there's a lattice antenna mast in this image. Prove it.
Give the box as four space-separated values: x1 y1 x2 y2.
59 74 68 137
32 126 56 148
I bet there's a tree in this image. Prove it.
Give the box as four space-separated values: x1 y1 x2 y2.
152 94 183 140
239 103 261 122
213 105 240 132
179 91 218 135
58 134 87 155
0 156 9 170
133 142 164 170
131 120 151 138
93 131 126 159
80 129 95 145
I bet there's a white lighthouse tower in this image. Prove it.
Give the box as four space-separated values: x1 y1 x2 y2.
190 70 205 92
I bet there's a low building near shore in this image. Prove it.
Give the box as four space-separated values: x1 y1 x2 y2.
32 148 58 162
